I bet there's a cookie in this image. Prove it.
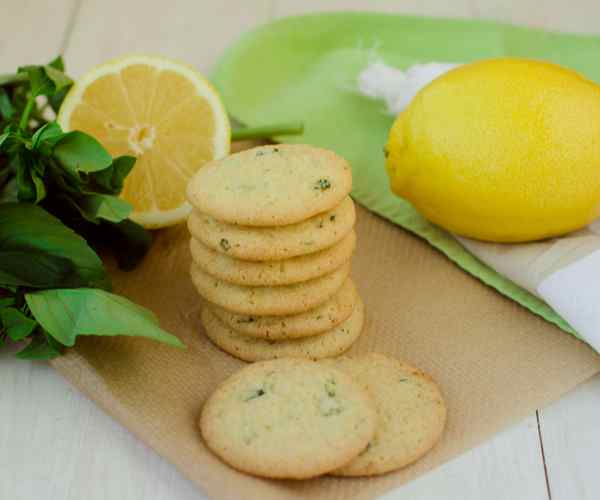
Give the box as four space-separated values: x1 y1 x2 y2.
324 353 447 476
210 278 358 340
200 358 377 479
201 298 364 361
187 196 355 261
190 230 355 286
190 262 350 316
187 144 352 226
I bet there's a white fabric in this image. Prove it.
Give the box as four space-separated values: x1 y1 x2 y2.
538 250 600 352
357 61 459 114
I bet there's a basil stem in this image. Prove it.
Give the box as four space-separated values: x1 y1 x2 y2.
231 121 304 141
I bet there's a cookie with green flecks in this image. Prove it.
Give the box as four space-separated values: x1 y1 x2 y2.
199 358 376 479
201 297 364 362
186 144 352 226
323 353 447 477
190 262 349 316
190 230 355 286
186 196 355 262
210 278 358 340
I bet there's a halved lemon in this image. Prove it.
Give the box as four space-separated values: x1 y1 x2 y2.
58 55 230 228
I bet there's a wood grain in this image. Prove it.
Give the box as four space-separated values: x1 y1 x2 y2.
540 374 600 500
64 0 272 76
0 0 78 72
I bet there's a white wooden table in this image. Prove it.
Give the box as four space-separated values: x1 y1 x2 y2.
1 1 599 499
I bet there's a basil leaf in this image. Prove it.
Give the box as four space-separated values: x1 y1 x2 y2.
0 203 109 289
0 89 14 120
0 129 24 153
49 88 70 114
15 154 37 202
17 64 72 99
56 194 101 224
102 219 151 270
43 65 72 93
26 288 185 348
47 162 83 194
31 170 46 203
0 132 9 149
16 331 61 360
18 66 54 98
0 297 15 308
46 57 71 112
0 249 81 288
67 217 151 271
75 193 132 223
53 131 112 174
0 177 19 203
0 307 37 340
92 156 136 194
47 55 65 71
31 122 65 152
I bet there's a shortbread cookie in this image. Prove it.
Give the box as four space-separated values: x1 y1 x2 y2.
190 230 355 286
200 358 376 479
187 144 352 226
201 298 364 361
187 196 355 261
325 353 447 476
190 262 349 316
211 278 358 340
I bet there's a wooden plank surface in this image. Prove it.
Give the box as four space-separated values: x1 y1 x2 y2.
64 0 272 76
0 1 598 499
540 374 600 500
384 415 549 500
0 0 78 72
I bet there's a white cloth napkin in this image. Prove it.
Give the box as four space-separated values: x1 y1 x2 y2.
359 61 600 352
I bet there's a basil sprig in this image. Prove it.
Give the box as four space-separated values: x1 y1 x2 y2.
0 56 183 358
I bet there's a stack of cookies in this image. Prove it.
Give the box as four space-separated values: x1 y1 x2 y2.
186 144 364 362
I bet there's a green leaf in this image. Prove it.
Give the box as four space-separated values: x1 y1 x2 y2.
0 89 14 120
66 217 152 270
75 193 132 223
0 307 37 341
0 177 18 203
31 121 65 151
17 64 72 98
48 87 70 114
0 249 81 288
47 55 65 72
19 66 54 98
0 297 15 308
46 56 71 112
102 219 151 270
26 288 185 348
53 131 112 174
15 154 45 203
16 332 61 360
15 154 37 202
0 128 24 152
0 203 109 289
92 155 136 194
0 132 9 149
46 161 84 194
30 170 46 203
43 65 72 93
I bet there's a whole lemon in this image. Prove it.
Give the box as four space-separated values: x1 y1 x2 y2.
385 58 600 242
